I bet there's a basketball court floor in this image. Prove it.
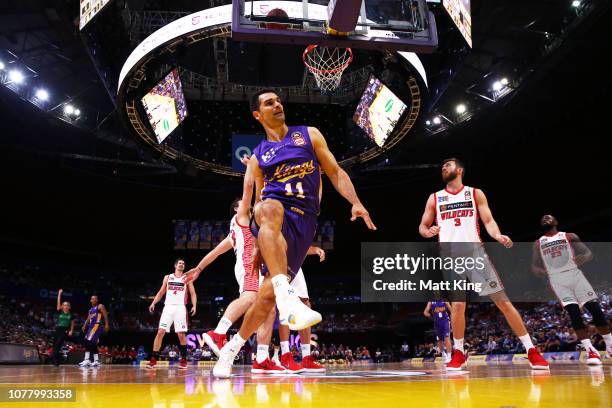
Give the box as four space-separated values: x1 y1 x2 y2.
1 361 609 407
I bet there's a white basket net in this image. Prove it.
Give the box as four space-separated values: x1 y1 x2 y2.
303 45 353 92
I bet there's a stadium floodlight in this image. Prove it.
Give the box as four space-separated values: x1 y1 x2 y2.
456 104 467 114
0 61 5 70
500 77 509 86
572 1 581 8
492 81 503 92
426 120 431 126
433 116 442 125
35 89 49 101
74 109 81 116
64 104 75 115
8 69 24 84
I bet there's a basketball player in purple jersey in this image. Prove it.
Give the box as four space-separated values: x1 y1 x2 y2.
78 295 110 368
424 298 452 362
210 89 376 378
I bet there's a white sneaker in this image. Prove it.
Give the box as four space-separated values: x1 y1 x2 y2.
606 346 612 359
212 344 238 378
586 348 602 365
78 360 91 368
91 361 101 368
277 296 322 331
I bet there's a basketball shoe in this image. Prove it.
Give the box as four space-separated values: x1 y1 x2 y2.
445 349 466 371
280 352 305 373
91 361 100 368
251 358 286 374
527 348 549 370
146 357 157 369
212 342 240 378
585 347 602 365
78 360 91 368
301 355 325 372
277 296 321 331
203 330 227 357
178 358 188 369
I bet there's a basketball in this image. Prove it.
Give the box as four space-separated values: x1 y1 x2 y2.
265 8 289 30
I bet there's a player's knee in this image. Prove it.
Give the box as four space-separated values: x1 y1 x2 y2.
565 303 586 330
584 301 608 327
255 200 284 225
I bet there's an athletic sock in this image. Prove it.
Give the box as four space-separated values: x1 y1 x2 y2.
453 338 464 352
84 352 90 361
519 334 535 351
256 345 269 364
228 333 246 351
602 333 612 349
301 343 311 358
272 347 280 361
179 345 187 359
280 341 290 355
93 354 99 362
214 317 232 335
272 275 294 302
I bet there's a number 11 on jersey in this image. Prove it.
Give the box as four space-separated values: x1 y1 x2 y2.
285 182 305 198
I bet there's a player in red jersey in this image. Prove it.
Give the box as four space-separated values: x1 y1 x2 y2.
418 158 548 370
533 214 612 364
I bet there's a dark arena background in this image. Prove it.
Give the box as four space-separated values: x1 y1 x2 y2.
0 0 611 407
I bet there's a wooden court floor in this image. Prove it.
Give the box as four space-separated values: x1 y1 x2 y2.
0 362 609 407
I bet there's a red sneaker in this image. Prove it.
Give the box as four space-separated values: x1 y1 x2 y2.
251 358 286 374
203 330 227 357
301 355 325 372
586 348 602 366
146 357 157 369
527 348 549 370
178 358 188 370
280 352 305 373
445 349 466 371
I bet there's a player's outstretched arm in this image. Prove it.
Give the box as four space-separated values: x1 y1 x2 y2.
149 275 169 313
419 194 440 238
566 233 594 265
56 288 63 311
184 236 234 283
307 245 325 262
99 304 110 332
475 189 512 248
423 302 432 318
309 127 376 230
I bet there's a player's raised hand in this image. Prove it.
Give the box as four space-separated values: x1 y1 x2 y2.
183 268 201 284
148 303 155 313
240 154 251 167
190 304 197 316
495 234 513 248
351 202 377 230
315 247 325 262
424 225 440 238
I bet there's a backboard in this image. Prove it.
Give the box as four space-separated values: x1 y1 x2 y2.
232 0 438 52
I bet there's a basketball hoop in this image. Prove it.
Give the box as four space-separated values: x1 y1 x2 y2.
303 45 353 92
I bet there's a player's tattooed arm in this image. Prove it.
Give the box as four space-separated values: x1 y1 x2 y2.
419 194 440 238
531 241 547 278
99 304 110 332
423 301 432 318
309 127 376 230
566 233 593 265
149 275 169 312
474 189 512 248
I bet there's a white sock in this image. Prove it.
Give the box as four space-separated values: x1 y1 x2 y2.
228 333 246 352
93 354 99 362
215 317 232 335
301 343 311 357
602 333 612 349
84 352 90 361
519 334 534 351
453 338 464 352
272 347 280 361
280 341 290 355
581 338 595 351
272 275 295 302
256 345 269 364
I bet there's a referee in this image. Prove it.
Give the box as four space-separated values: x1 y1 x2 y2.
52 289 74 366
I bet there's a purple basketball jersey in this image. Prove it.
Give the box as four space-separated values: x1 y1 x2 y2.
253 126 321 217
